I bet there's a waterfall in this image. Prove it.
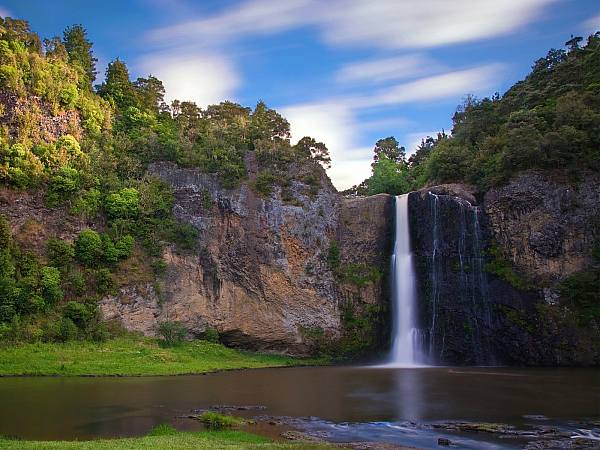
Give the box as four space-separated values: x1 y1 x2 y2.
387 194 426 367
425 194 495 365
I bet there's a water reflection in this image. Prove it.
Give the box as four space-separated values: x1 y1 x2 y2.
0 367 597 443
395 369 423 421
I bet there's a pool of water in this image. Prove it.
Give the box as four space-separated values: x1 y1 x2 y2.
0 366 598 448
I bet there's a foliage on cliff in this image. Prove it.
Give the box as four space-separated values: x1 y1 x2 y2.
0 17 333 345
344 32 600 196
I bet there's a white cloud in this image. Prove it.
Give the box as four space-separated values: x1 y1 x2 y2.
319 0 556 50
406 131 440 157
147 0 556 51
353 64 504 108
582 14 600 34
0 6 12 17
281 101 372 189
137 52 240 107
280 63 502 189
336 54 441 84
147 0 312 45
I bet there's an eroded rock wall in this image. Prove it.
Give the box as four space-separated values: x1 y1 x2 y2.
410 171 600 366
100 162 393 355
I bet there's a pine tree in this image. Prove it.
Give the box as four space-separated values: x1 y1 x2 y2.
63 24 97 88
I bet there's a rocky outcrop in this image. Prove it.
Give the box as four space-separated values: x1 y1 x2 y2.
484 171 600 286
0 90 82 143
100 162 393 355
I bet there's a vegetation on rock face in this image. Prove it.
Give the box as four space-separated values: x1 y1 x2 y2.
0 16 331 347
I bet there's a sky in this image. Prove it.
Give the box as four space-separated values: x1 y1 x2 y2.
2 1 599 189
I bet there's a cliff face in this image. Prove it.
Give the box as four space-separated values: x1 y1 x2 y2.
484 171 600 286
410 171 600 366
100 162 393 355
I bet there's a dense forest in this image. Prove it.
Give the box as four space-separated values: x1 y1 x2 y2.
0 17 330 343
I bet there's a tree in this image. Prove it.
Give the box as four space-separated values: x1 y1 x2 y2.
372 137 405 166
47 238 74 268
134 75 166 112
62 24 97 88
43 36 68 61
104 188 140 220
249 100 290 142
409 136 436 168
74 229 103 266
0 17 42 52
97 59 137 110
368 155 411 196
294 136 331 168
565 35 583 52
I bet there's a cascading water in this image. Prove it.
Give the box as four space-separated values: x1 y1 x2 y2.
387 194 427 367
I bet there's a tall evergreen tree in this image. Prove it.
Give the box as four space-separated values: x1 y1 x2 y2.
97 59 137 110
62 24 97 88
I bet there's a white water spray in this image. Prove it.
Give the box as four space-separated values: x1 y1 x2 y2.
386 194 427 367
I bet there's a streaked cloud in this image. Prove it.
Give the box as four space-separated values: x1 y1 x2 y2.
147 0 556 51
336 54 442 84
353 64 504 108
280 63 500 188
141 0 547 189
319 0 556 50
582 14 600 33
137 52 240 107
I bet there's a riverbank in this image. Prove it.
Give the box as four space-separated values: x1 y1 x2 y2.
0 337 326 376
0 429 334 449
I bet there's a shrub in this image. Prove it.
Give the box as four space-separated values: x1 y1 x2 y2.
170 222 198 251
63 301 94 328
46 238 74 268
326 242 340 271
40 266 63 305
115 234 134 259
105 187 140 220
203 327 219 343
253 170 277 197
96 268 114 295
197 412 244 430
0 215 10 249
148 424 178 436
74 229 103 265
47 166 81 205
341 263 382 288
70 188 101 218
157 321 187 347
59 317 78 341
67 271 86 295
58 83 78 107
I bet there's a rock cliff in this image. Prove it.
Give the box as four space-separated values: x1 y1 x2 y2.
409 171 600 366
100 162 393 355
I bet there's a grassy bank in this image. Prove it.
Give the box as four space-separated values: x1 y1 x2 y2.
0 430 333 449
0 336 324 376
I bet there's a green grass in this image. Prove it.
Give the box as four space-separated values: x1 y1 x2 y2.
194 412 246 430
0 430 333 449
0 336 325 376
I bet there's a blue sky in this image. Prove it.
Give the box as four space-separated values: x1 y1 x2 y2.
2 0 599 188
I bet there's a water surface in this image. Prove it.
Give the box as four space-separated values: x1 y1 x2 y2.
0 366 598 448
